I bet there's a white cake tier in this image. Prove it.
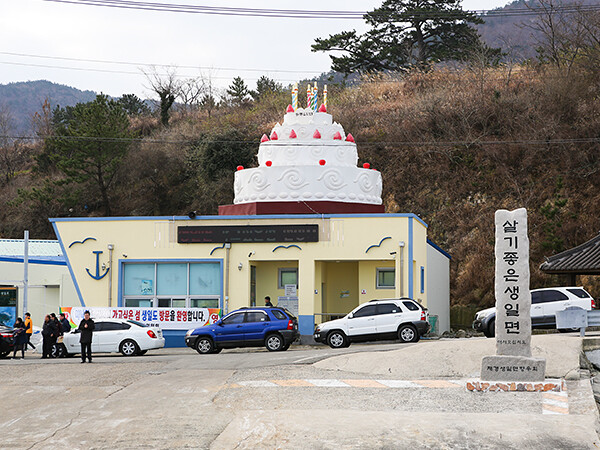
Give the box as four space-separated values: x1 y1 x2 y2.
233 166 383 205
258 142 358 167
269 109 347 142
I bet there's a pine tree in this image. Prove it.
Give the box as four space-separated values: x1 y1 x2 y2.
226 77 250 105
312 0 494 73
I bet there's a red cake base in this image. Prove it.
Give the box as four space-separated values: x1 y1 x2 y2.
218 201 385 216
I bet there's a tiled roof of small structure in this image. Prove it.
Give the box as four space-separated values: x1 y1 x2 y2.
540 233 600 274
0 239 63 257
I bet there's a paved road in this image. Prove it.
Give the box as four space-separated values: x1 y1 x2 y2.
0 341 598 449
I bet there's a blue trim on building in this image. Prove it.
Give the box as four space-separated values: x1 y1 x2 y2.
162 329 188 348
0 256 67 266
426 239 452 260
408 217 414 299
51 222 86 307
420 266 425 294
50 213 428 228
117 258 225 310
298 315 315 335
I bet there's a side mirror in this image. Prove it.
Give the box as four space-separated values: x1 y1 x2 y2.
217 321 224 327
347 313 353 319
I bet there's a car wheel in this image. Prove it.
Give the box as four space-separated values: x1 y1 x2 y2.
51 343 65 358
213 347 222 354
281 343 291 351
137 350 148 356
0 350 10 358
398 325 418 343
327 331 348 349
195 337 214 354
483 319 496 338
265 334 284 352
120 339 139 356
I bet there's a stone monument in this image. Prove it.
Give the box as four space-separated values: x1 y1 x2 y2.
480 208 546 382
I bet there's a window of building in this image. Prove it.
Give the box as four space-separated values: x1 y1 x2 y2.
122 262 221 308
420 266 425 294
278 268 298 289
376 268 395 289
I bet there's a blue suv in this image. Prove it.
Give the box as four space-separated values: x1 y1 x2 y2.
185 307 299 354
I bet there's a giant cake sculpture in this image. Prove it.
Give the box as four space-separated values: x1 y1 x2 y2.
219 83 384 215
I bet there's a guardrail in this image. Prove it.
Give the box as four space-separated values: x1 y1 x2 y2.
555 308 600 337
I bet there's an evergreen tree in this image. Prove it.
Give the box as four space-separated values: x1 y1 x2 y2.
250 76 283 101
226 77 250 105
118 94 151 116
312 0 492 73
45 94 134 215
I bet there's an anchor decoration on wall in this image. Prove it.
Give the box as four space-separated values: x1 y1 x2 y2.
86 250 109 280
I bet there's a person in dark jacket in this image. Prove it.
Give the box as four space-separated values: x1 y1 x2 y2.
264 296 273 307
78 310 95 363
59 313 71 334
41 315 56 359
12 317 27 359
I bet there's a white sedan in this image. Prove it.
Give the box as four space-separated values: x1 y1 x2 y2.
61 319 165 357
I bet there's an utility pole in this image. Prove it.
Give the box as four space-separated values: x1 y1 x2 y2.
23 230 29 315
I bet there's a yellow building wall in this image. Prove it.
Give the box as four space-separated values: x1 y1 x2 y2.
52 214 429 333
323 262 358 315
253 261 298 307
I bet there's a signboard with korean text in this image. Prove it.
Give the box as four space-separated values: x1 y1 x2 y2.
284 284 297 297
277 297 299 317
0 287 17 327
60 307 221 330
177 224 319 244
494 208 532 357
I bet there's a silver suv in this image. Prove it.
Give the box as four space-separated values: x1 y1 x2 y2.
314 298 430 348
473 286 595 338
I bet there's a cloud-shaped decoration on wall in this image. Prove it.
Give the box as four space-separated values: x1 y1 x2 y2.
272 244 302 253
68 237 97 248
365 236 392 254
210 243 226 256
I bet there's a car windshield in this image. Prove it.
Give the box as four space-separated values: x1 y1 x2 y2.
280 308 296 320
127 320 147 327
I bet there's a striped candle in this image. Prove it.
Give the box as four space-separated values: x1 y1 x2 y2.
307 84 311 108
312 82 318 111
292 83 298 111
323 85 328 110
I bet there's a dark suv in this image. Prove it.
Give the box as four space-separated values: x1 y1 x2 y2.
0 323 15 358
185 307 299 354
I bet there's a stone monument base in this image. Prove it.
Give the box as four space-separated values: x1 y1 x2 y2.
466 379 564 392
481 355 546 382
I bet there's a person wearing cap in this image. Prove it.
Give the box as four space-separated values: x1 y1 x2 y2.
78 311 95 363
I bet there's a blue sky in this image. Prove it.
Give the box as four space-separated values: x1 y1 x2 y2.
0 0 510 98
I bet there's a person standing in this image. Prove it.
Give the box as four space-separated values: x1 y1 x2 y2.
12 317 26 359
24 312 35 350
78 311 95 363
264 296 273 307
41 315 56 359
59 313 71 334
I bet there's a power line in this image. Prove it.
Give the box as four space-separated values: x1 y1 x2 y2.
0 57 585 83
0 51 324 75
0 60 304 82
42 0 600 19
3 134 599 147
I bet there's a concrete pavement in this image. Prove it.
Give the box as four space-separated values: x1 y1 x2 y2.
0 335 598 449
